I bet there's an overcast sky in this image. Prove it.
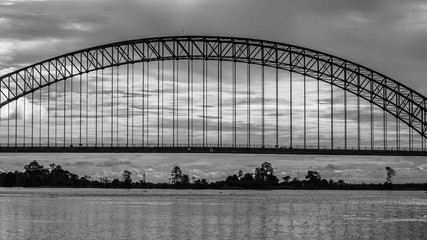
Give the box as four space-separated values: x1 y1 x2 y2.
0 0 426 183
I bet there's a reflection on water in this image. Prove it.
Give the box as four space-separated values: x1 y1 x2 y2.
0 189 426 239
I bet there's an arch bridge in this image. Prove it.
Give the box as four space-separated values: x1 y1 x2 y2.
0 36 426 155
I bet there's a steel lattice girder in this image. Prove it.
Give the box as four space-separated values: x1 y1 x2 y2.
0 36 426 138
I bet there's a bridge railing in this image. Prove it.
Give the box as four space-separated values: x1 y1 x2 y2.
0 143 425 152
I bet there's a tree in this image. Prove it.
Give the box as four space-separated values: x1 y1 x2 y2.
321 179 329 186
226 174 239 183
282 175 291 183
24 160 47 175
254 162 278 186
1 172 16 187
170 166 183 184
122 170 132 186
385 166 396 184
23 160 48 186
241 173 254 182
224 174 238 187
141 169 146 183
305 170 321 184
200 178 208 185
49 163 56 171
181 174 190 185
77 176 90 187
100 177 110 184
111 178 121 187
255 162 275 182
49 164 76 186
238 170 243 179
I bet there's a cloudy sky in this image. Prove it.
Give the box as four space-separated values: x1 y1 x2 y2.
0 0 426 183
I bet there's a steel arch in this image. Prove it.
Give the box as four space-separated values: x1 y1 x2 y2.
0 36 426 140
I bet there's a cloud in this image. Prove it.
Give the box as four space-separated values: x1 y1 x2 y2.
0 0 425 99
64 161 93 167
96 158 133 167
415 164 427 171
0 67 18 76
63 156 135 168
0 2 14 6
0 90 48 121
187 168 229 180
144 167 169 181
0 0 426 184
323 164 343 170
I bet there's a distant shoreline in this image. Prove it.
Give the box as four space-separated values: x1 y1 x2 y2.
1 185 426 191
1 160 426 191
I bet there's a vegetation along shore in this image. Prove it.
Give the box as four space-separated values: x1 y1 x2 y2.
0 160 425 190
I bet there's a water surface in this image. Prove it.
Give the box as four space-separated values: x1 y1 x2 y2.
0 188 426 239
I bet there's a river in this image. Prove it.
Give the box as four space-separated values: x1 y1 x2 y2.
0 188 426 239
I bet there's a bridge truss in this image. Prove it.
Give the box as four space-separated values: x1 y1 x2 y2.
0 36 426 154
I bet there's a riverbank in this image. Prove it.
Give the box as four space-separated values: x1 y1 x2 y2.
1 160 425 191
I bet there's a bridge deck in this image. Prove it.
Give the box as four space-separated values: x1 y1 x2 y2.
0 147 426 156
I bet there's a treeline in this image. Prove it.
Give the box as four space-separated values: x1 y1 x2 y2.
0 161 90 188
170 163 427 190
0 160 426 190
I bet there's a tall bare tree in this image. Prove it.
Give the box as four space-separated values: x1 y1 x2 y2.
385 166 396 184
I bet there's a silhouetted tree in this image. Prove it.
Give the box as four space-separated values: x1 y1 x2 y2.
170 166 183 184
241 173 254 182
255 162 274 182
191 177 208 188
78 176 90 187
141 169 146 183
238 172 254 188
122 170 132 187
305 170 321 183
181 174 190 185
100 177 110 185
290 177 302 189
49 163 57 172
254 162 279 186
304 170 322 188
48 164 78 186
238 170 243 179
321 179 329 186
23 160 49 186
385 166 396 184
200 178 208 185
1 172 16 187
226 174 239 183
111 178 121 188
282 175 291 183
7 160 423 190
24 160 48 175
